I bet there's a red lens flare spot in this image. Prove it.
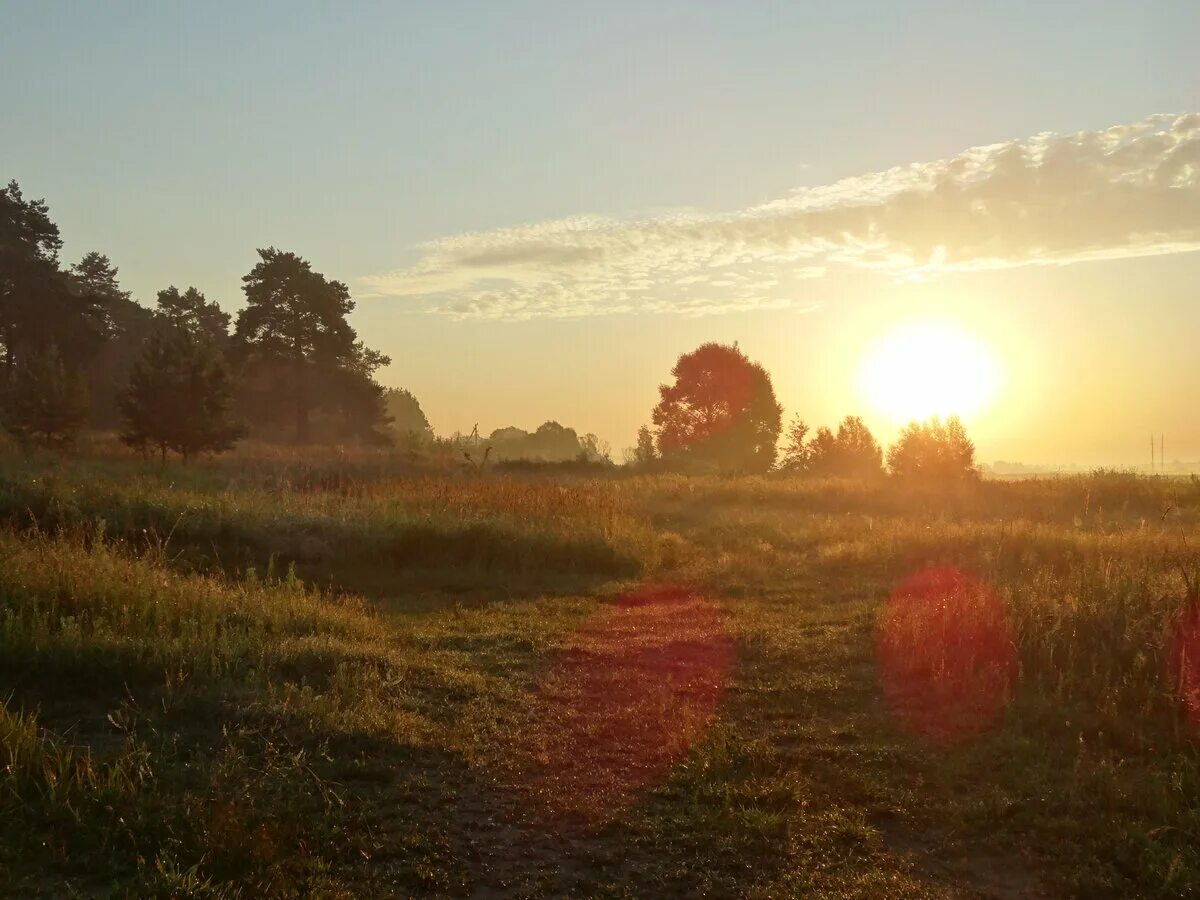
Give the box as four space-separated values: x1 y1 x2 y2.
1168 603 1200 729
877 566 1017 744
516 584 734 822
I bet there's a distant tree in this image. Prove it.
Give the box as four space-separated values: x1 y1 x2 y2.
805 426 837 472
777 415 884 477
527 421 582 460
629 425 658 468
119 330 245 463
652 342 782 473
486 421 584 461
580 433 612 463
156 286 231 344
887 415 978 481
834 416 884 476
778 416 811 471
233 248 390 442
384 387 433 445
804 416 884 477
1 344 89 448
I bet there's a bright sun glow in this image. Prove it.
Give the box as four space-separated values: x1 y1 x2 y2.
859 321 1001 424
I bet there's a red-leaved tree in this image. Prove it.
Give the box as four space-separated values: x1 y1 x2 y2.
651 342 782 473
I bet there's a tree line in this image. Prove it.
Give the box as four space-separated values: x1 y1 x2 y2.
635 342 979 480
1 180 394 458
3 180 977 478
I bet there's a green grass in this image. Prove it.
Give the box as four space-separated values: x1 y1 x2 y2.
1 451 1199 896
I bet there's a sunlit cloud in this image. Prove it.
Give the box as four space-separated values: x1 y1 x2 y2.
362 113 1200 318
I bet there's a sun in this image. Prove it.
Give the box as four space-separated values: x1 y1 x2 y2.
859 320 1001 424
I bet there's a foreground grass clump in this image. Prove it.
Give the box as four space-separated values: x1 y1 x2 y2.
4 449 1200 896
0 528 422 896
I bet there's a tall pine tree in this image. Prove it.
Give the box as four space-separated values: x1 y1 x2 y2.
234 248 389 442
120 330 245 463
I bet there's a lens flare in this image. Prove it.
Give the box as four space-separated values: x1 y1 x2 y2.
877 567 1017 744
512 585 734 822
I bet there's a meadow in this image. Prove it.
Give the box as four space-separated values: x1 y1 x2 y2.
2 445 1200 897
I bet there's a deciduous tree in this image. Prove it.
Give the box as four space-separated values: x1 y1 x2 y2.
778 416 811 472
887 415 978 481
652 342 782 473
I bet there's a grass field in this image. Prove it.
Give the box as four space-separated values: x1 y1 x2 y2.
2 448 1200 897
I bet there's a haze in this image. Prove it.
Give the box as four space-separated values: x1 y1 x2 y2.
4 0 1198 467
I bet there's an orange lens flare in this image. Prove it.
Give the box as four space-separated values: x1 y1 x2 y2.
877 567 1017 744
516 585 734 822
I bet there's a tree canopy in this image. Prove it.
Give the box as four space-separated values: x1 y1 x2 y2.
887 415 978 480
157 286 231 344
0 182 104 377
652 342 782 473
233 248 390 442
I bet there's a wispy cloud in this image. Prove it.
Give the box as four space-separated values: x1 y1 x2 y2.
362 113 1200 318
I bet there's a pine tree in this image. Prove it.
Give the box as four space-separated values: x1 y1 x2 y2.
1 344 89 447
156 285 231 344
234 248 389 442
119 331 245 463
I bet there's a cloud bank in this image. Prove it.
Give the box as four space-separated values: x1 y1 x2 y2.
362 113 1200 318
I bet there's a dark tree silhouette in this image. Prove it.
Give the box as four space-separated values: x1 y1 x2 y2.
0 181 61 380
325 365 393 444
887 415 978 481
0 182 105 378
234 248 389 442
156 286 231 344
119 330 245 463
1 344 89 448
652 342 782 473
68 252 129 339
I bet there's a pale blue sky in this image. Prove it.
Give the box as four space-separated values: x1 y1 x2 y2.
3 2 1198 463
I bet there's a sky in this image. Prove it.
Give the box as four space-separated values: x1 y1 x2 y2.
3 1 1198 466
